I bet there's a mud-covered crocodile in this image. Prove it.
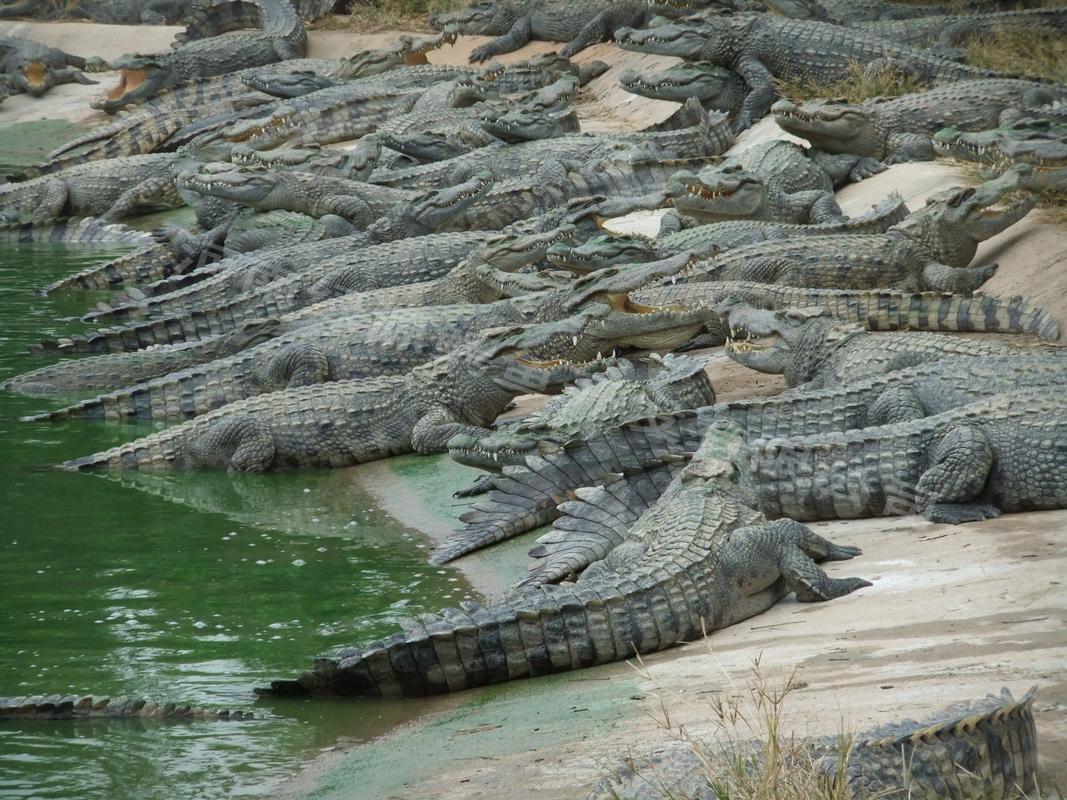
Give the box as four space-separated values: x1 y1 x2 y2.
772 79 1067 163
693 170 1031 292
615 14 1019 130
590 686 1038 800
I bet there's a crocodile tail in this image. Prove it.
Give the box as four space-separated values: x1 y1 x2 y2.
430 411 706 564
42 242 184 295
839 192 908 232
0 695 252 721
0 218 153 248
60 427 186 471
836 687 1038 797
720 285 1061 341
519 464 680 587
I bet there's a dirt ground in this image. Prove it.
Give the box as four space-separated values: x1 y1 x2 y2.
1 22 1065 799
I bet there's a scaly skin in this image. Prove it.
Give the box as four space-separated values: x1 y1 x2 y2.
763 0 969 22
695 170 1034 292
591 687 1039 800
56 312 676 472
229 140 382 182
0 217 153 246
448 354 716 472
262 422 869 696
0 155 182 224
666 139 867 225
934 119 1067 193
0 694 252 721
94 0 307 113
619 61 747 118
446 294 1058 558
429 0 714 63
0 35 95 97
772 79 1067 162
855 8 1067 53
26 253 709 422
615 15 1015 129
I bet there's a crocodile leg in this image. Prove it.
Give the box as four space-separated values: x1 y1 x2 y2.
915 424 1001 524
470 17 533 63
735 56 779 132
920 260 998 292
258 343 331 389
100 177 178 221
189 416 277 472
412 407 494 454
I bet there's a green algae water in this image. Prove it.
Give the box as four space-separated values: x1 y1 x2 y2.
0 245 477 798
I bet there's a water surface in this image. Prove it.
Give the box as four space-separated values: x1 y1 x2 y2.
0 245 472 798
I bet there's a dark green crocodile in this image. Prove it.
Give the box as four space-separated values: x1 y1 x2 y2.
228 140 382 182
261 421 869 695
762 0 978 22
853 8 1067 55
666 139 876 225
0 154 183 224
615 14 1018 130
934 119 1067 193
619 61 747 119
56 308 699 472
772 79 1067 163
0 694 252 721
695 170 1032 292
590 687 1039 800
0 217 155 245
95 0 307 113
0 35 97 97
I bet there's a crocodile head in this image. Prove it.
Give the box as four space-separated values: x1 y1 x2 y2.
615 20 712 59
93 55 175 112
619 62 741 108
343 31 458 77
772 98 883 157
481 106 580 143
382 131 474 162
546 234 659 273
174 162 283 207
221 105 299 149
371 169 495 239
429 1 515 35
934 123 1067 193
481 224 578 271
894 169 1036 259
722 303 836 374
7 59 95 96
244 70 337 99
669 163 767 222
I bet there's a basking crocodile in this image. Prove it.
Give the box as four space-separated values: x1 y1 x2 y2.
590 687 1038 800
57 311 680 472
442 293 1058 561
430 0 712 62
615 15 1017 129
0 35 96 97
228 141 381 182
27 253 709 422
666 140 875 225
772 79 1067 163
619 61 747 119
261 421 869 696
0 154 183 225
694 170 1032 292
0 695 252 721
934 119 1067 193
448 354 716 473
96 0 307 112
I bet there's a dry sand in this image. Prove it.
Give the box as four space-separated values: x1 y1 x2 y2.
1 23 1065 799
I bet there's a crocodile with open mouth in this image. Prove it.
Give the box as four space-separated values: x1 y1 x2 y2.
619 61 747 119
0 35 97 97
772 79 1067 164
934 119 1067 193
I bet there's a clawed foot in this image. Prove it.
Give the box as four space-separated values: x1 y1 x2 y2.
924 502 1002 524
469 45 494 63
825 543 863 561
850 157 885 182
453 475 497 498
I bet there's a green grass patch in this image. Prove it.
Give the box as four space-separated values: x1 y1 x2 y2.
965 24 1067 84
775 61 926 103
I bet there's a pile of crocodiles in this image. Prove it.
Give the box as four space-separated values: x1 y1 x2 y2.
1 0 1063 793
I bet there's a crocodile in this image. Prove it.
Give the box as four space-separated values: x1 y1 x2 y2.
0 35 97 97
666 139 876 225
442 290 1058 561
548 193 908 265
853 8 1067 55
0 154 183 224
619 61 747 118
0 218 155 246
56 310 683 472
695 170 1032 292
590 687 1038 800
0 0 192 23
0 694 253 721
521 352 1067 583
32 196 613 352
934 119 1067 193
615 15 1018 130
228 140 381 181
27 253 709 422
772 79 1067 163
429 0 714 63
261 421 869 696
448 354 716 473
762 0 987 22
95 0 307 113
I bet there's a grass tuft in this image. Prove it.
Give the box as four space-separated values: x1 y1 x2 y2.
775 61 926 104
965 24 1067 84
